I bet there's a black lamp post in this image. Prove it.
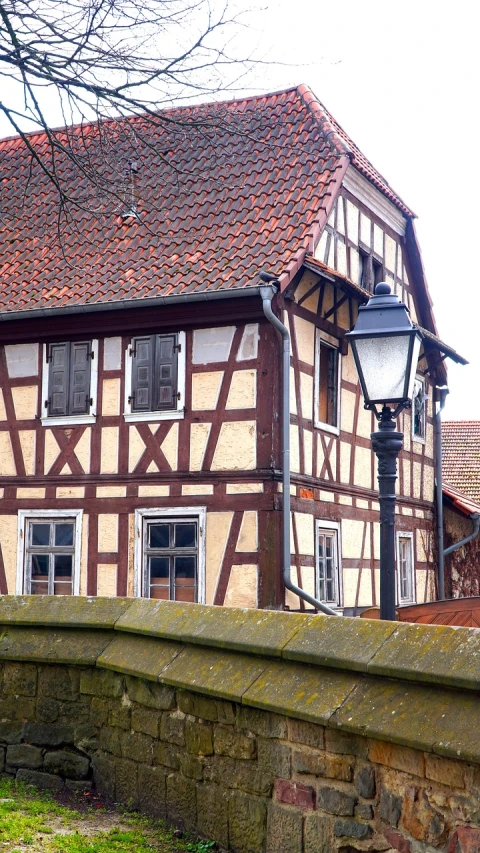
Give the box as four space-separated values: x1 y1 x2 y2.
346 283 422 621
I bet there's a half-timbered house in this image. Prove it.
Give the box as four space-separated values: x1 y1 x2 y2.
0 85 465 613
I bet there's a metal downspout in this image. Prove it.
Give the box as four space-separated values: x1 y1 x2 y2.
260 283 337 616
444 514 480 558
435 387 449 599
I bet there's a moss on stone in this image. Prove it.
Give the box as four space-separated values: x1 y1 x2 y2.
160 646 268 701
0 595 131 628
0 626 112 664
282 615 398 671
97 634 184 681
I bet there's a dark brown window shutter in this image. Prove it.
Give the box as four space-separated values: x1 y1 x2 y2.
131 336 153 411
48 343 68 416
69 342 92 415
154 335 178 411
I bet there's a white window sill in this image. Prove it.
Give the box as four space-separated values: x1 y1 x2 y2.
124 409 185 423
412 435 426 446
314 421 340 436
41 415 96 427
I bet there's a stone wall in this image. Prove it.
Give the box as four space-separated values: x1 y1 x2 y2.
1 596 480 852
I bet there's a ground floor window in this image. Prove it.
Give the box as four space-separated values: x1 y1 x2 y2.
397 532 415 604
135 507 206 602
316 520 341 606
17 510 83 595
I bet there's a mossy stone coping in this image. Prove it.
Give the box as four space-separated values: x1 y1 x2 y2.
1 596 480 763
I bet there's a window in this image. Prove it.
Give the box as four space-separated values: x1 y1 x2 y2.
134 507 206 601
412 376 427 441
397 533 415 604
125 332 185 422
316 521 341 606
359 251 383 291
17 510 83 595
315 332 340 433
42 341 98 424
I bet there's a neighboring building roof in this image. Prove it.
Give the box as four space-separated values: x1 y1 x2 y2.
443 481 480 517
443 422 480 504
0 85 413 318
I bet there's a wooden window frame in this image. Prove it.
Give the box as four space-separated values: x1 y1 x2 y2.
124 331 186 423
41 341 98 426
314 331 341 435
315 519 342 607
134 506 206 602
412 375 427 444
16 509 83 595
396 531 415 605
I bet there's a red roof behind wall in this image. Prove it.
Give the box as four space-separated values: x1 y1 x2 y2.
443 422 480 504
0 86 413 317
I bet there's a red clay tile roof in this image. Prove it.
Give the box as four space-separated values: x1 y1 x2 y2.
0 85 413 317
443 422 480 504
443 482 480 517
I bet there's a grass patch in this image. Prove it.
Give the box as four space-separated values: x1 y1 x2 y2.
0 777 212 852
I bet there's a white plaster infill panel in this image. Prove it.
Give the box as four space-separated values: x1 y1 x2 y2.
16 508 83 595
103 337 122 371
5 344 39 378
192 327 235 364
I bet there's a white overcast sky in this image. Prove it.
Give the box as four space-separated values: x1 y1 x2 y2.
1 0 478 421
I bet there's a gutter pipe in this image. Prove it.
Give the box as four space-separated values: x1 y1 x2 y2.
435 386 448 599
259 282 337 616
444 514 480 558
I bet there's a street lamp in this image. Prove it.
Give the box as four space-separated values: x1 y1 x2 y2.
346 283 422 621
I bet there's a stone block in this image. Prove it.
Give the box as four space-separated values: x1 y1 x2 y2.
354 765 376 798
160 711 185 746
16 769 63 790
114 757 139 808
333 818 372 839
185 720 213 756
368 740 424 778
379 786 402 828
178 691 236 724
98 634 183 680
166 772 196 831
196 783 229 850
3 662 37 696
447 825 480 852
0 697 35 721
304 812 334 853
138 763 167 819
43 749 90 779
275 778 315 809
324 729 368 758
316 785 356 816
257 738 290 776
425 753 465 789
266 802 303 853
152 741 180 770
288 719 324 749
99 726 122 757
354 803 373 820
0 593 131 628
91 750 115 800
283 615 397 670
6 743 43 769
131 707 159 738
39 666 80 701
126 675 175 711
383 827 413 852
162 645 268 703
36 698 60 723
22 723 74 747
214 725 257 760
401 785 449 846
237 706 287 739
121 731 153 764
64 779 93 793
179 754 204 781
0 627 111 666
90 698 110 726
229 791 267 853
0 722 23 744
292 748 353 781
80 669 124 698
109 706 131 731
74 723 99 753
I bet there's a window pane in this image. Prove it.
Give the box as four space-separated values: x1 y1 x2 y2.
53 582 73 596
31 582 49 595
32 554 49 577
54 554 73 578
31 524 50 546
149 557 169 579
318 344 338 426
149 586 170 600
175 556 196 578
175 584 195 603
55 523 74 547
149 524 170 548
174 524 196 549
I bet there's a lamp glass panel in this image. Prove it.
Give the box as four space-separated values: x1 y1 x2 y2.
405 335 422 400
354 335 412 402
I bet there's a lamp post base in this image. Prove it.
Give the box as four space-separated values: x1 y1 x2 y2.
371 405 404 621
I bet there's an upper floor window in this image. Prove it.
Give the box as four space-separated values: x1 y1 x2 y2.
316 520 341 607
42 341 98 424
315 332 340 434
412 376 427 442
397 532 415 604
18 509 83 595
125 332 185 422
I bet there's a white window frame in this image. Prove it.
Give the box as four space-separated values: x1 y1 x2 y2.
411 375 427 444
314 330 341 435
124 330 186 423
396 531 415 605
134 506 206 601
16 508 83 595
41 340 98 426
315 519 342 607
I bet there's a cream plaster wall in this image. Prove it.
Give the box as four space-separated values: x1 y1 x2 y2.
0 515 18 592
236 511 258 552
129 426 145 472
160 423 178 471
211 422 256 471
236 324 259 361
0 391 6 421
17 488 45 499
5 344 38 378
191 372 223 410
80 514 89 595
294 512 315 556
224 564 258 608
57 486 85 499
97 486 127 498
355 446 372 490
0 432 16 476
100 427 119 474
98 514 118 552
299 372 313 420
189 423 211 471
293 316 315 366
102 379 120 416
342 519 365 559
182 485 213 496
226 483 263 494
341 389 356 434
12 386 37 420
138 485 170 497
75 429 91 473
206 511 232 604
226 370 256 410
290 424 300 474
97 564 118 597
19 431 35 475
303 430 313 476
